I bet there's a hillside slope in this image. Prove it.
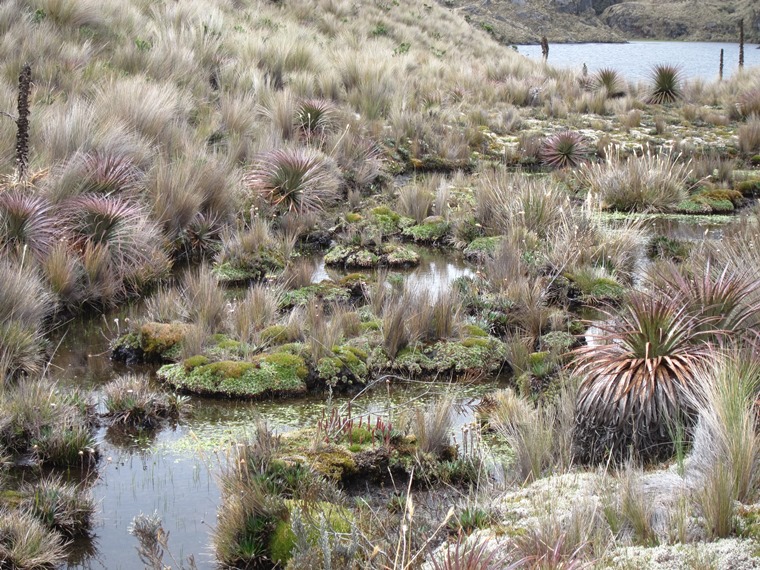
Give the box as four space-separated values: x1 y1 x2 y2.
441 0 760 44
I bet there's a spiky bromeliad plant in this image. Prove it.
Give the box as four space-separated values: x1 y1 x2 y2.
646 64 683 105
539 131 589 169
0 192 56 261
593 67 625 98
572 291 719 464
244 147 341 215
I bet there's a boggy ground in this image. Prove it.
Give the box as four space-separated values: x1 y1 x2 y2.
1 0 760 568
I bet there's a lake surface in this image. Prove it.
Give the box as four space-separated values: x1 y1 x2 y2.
515 41 760 82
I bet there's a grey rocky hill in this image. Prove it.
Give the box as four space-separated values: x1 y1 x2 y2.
439 0 759 44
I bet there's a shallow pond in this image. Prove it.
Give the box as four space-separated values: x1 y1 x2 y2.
46 248 490 569
515 41 760 82
43 219 732 567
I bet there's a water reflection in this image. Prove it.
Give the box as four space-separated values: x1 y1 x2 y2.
312 247 474 298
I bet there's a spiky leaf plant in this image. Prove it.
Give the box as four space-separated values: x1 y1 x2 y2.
539 131 589 169
245 148 341 215
572 291 718 464
0 192 56 261
296 98 336 135
62 194 166 283
593 67 625 98
647 260 760 341
646 64 683 105
79 151 142 196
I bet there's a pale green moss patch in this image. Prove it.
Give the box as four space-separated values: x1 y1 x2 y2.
158 352 307 399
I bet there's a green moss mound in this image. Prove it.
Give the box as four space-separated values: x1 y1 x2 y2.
323 243 419 268
212 247 285 285
159 352 308 398
380 337 508 378
401 217 451 243
111 322 192 363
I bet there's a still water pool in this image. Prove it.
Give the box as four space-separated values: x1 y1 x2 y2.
515 41 760 82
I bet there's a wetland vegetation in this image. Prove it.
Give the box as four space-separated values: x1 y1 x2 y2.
1 0 760 568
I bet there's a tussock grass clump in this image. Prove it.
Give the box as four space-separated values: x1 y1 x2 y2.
579 148 691 212
687 350 760 539
20 475 94 537
232 283 283 345
144 286 188 323
182 264 227 331
305 299 343 362
403 287 462 345
213 420 343 567
0 508 67 570
0 261 55 382
736 88 760 119
493 380 577 483
738 115 760 154
475 168 568 237
397 178 435 224
102 373 187 428
508 501 602 567
382 296 409 360
412 396 454 457
0 378 96 466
